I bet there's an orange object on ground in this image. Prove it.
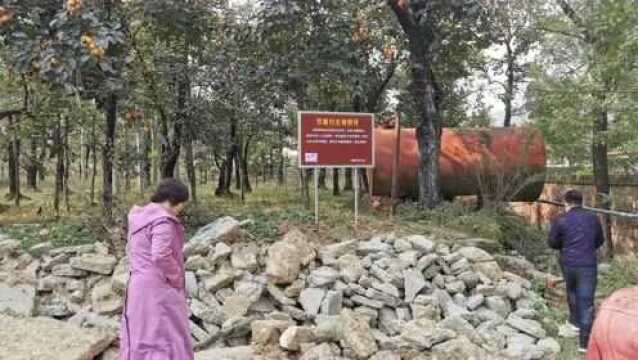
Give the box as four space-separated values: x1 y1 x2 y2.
370 127 547 202
587 287 638 359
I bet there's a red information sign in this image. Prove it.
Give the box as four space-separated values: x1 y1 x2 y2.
298 112 375 168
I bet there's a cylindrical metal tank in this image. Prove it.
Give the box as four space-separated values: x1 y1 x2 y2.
370 127 547 202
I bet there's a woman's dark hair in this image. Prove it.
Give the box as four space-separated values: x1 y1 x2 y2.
151 178 189 205
563 189 583 206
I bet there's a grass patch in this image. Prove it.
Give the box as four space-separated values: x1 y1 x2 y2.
3 220 97 250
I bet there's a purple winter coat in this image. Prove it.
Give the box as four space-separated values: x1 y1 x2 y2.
119 203 194 360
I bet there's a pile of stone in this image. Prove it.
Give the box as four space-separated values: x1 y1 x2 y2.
183 224 561 360
0 216 562 360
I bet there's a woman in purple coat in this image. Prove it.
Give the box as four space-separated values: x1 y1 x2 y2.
120 178 194 360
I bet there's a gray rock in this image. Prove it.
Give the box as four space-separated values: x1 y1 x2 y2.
398 250 419 266
430 336 490 360
185 255 210 271
379 307 402 335
51 264 88 278
266 283 296 306
457 271 481 289
222 295 252 320
404 235 436 254
351 295 384 309
191 298 225 325
29 242 53 257
319 240 357 264
250 319 290 347
370 351 401 360
473 261 504 282
416 253 440 272
283 305 307 321
537 337 561 354
234 277 265 303
342 310 379 358
91 280 122 315
38 295 71 317
284 279 306 298
321 290 343 315
314 315 344 341
230 244 258 272
195 346 253 360
209 242 233 264
111 257 129 293
393 239 413 253
204 273 234 292
308 266 340 288
373 282 401 298
266 240 302 285
443 252 463 265
396 307 412 322
457 246 494 263
505 334 544 360
506 282 523 300
445 280 466 294
337 254 365 283
0 282 36 317
299 288 326 317
185 271 198 298
400 318 455 350
49 244 95 256
486 296 511 319
365 288 401 308
466 294 485 311
70 254 117 275
279 326 315 351
404 269 426 303
411 304 440 321
357 237 393 255
450 258 471 274
186 217 242 256
439 315 480 344
506 315 546 339
0 314 115 360
299 343 341 360
281 229 316 266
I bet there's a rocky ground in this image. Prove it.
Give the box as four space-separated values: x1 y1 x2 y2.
0 216 565 360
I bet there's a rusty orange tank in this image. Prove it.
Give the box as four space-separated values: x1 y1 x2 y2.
369 127 547 202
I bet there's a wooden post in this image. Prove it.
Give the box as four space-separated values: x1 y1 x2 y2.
390 113 401 217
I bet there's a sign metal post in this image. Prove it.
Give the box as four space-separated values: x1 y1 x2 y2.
298 111 375 228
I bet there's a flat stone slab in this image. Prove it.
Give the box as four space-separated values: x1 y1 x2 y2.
0 315 115 360
195 346 254 360
0 283 35 317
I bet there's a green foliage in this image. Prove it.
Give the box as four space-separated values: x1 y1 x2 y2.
4 221 97 250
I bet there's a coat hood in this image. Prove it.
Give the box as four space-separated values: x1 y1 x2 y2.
128 202 179 236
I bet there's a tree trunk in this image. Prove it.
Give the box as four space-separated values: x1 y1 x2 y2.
63 117 71 212
277 138 285 185
54 117 64 216
593 97 613 258
318 168 327 189
102 94 118 220
332 168 340 196
124 124 131 191
344 168 353 191
90 121 97 205
241 139 252 193
413 60 443 209
38 135 47 182
503 42 515 128
27 136 38 190
185 136 197 204
6 116 21 206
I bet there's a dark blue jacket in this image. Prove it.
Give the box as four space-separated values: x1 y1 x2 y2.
548 207 605 267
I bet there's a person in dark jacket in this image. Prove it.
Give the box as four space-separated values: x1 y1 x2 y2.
548 189 605 353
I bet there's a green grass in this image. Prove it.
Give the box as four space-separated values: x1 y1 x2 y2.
3 220 98 251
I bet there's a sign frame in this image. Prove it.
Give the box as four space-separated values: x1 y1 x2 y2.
297 111 376 169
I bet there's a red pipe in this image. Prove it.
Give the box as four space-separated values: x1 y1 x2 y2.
369 127 547 202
